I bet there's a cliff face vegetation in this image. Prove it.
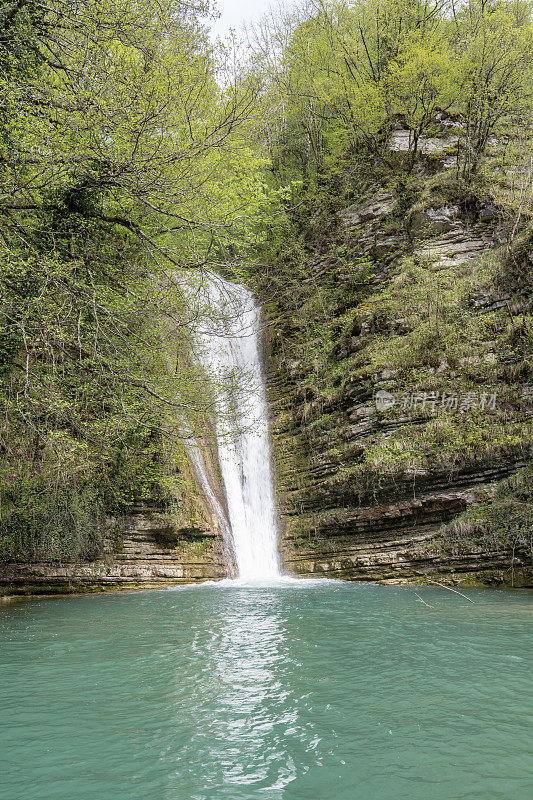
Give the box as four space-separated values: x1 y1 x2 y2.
251 0 533 586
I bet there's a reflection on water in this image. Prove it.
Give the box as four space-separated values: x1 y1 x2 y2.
169 589 306 797
0 582 532 800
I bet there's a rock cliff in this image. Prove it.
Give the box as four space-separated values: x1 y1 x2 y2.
1 444 228 595
263 122 533 588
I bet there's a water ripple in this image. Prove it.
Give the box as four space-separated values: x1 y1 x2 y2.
0 583 532 800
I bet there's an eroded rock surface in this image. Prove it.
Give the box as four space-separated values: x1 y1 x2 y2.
266 134 532 589
1 453 229 595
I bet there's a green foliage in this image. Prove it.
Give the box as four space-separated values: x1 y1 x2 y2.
2 0 533 566
253 195 376 394
0 469 104 562
0 0 270 562
256 0 533 185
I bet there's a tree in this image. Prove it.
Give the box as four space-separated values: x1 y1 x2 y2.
254 0 533 184
0 0 271 560
452 0 533 179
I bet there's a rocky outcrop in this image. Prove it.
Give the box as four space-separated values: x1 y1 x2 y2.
266 136 533 589
269 357 531 587
1 446 230 595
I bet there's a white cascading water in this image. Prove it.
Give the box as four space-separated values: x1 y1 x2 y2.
193 274 281 580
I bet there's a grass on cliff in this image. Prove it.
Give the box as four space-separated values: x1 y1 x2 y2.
259 152 533 509
439 463 533 559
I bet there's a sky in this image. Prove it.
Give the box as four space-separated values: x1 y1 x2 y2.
208 0 290 39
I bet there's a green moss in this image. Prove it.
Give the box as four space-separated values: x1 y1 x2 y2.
111 527 125 555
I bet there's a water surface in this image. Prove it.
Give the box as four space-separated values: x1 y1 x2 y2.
1 581 531 799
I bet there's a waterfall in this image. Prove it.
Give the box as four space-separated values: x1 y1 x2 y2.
193 274 281 580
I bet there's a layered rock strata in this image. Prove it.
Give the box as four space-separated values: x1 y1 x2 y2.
267 124 533 588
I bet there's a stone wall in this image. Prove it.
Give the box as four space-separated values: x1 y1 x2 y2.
270 379 531 586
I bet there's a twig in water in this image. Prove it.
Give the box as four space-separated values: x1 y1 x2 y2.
429 580 476 603
414 592 435 608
